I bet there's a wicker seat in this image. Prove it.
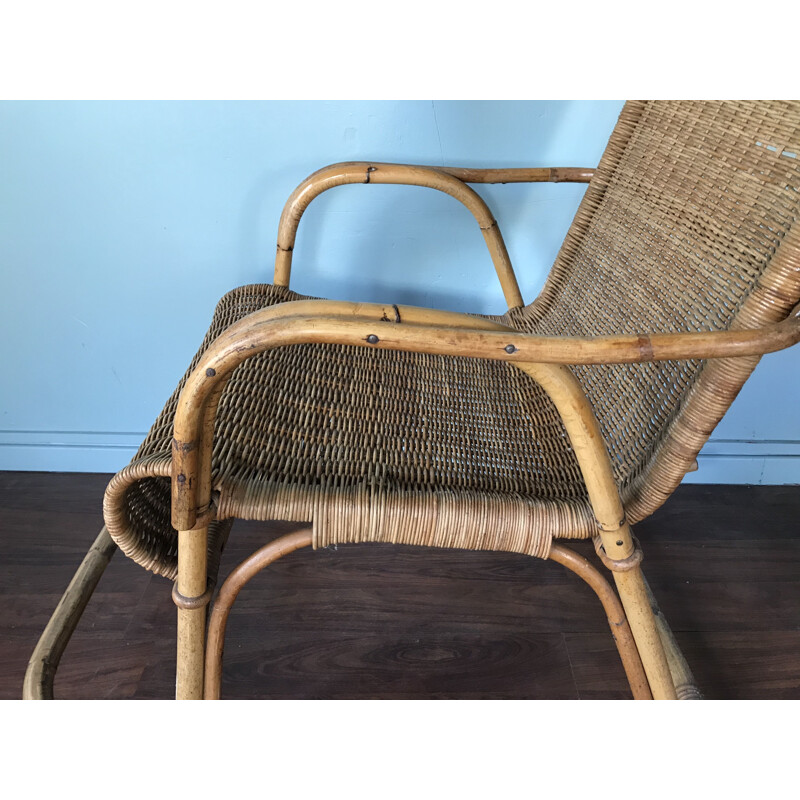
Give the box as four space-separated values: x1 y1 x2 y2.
104 283 594 579
27 100 800 700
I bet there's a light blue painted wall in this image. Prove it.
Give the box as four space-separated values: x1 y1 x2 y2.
1 101 798 482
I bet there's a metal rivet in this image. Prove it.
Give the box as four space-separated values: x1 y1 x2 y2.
504 344 517 354
366 334 379 344
206 368 216 377
177 474 186 484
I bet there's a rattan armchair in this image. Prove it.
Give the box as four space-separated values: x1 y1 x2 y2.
26 100 800 700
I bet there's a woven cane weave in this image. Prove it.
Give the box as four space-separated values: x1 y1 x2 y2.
514 100 800 518
104 283 593 578
104 100 800 580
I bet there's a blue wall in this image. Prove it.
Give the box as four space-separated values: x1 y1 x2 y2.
1 101 798 482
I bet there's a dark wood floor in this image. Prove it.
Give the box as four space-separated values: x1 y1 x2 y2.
1 471 799 699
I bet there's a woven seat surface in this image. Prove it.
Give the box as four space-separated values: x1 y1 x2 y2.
105 283 598 578
104 100 800 579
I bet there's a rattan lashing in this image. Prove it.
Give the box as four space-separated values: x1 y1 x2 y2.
103 101 800 586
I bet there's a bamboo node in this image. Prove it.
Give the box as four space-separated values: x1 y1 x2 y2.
185 498 217 531
172 580 214 610
171 437 197 453
595 515 627 533
595 535 644 573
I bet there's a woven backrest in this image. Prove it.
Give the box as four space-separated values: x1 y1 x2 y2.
510 100 800 520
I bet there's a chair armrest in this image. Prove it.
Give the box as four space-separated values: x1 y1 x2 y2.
275 161 523 307
171 297 800 530
274 162 594 309
186 297 800 379
434 165 594 184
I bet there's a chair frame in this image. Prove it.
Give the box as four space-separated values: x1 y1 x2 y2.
25 161 800 700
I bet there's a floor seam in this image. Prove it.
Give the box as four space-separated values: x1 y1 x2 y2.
562 631 582 700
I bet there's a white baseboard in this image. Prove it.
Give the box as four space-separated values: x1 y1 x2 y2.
1 430 798 484
0 430 143 473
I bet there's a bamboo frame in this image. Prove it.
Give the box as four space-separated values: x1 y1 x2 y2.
202 536 649 700
170 308 681 698
170 299 800 529
430 166 595 184
515 362 676 698
168 293 800 698
23 527 117 700
30 144 799 699
175 527 208 699
644 577 702 699
204 529 313 699
273 163 594 308
548 544 651 700
274 162 526 308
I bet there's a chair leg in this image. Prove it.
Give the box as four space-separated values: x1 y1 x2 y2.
513 362 678 699
592 525 677 699
204 529 313 699
549 543 652 699
175 526 210 699
609 558 677 699
644 577 702 699
23 526 117 699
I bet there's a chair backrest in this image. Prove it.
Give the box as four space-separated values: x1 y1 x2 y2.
511 100 800 521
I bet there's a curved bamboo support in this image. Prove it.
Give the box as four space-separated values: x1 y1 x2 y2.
204 529 313 699
204 536 645 700
306 163 595 185
168 305 683 698
23 527 117 700
170 298 800 531
274 162 525 309
204 535 640 699
549 543 651 700
168 295 800 696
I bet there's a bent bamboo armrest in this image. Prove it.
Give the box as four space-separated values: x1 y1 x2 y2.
430 165 594 184
171 297 800 530
275 162 594 309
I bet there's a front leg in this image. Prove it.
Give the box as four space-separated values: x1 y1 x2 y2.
174 526 210 699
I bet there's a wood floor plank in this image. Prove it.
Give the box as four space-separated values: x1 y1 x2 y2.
645 580 800 632
136 630 578 700
0 472 111 513
1 472 798 700
565 631 800 700
622 538 800 584
635 484 800 541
